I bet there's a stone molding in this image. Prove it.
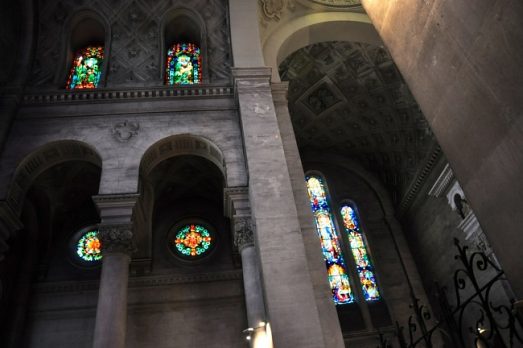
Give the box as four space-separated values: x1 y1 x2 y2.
98 223 135 255
234 217 255 251
398 145 442 215
224 186 250 218
92 193 139 225
232 67 273 94
427 163 455 197
271 82 290 104
21 86 233 106
33 270 243 294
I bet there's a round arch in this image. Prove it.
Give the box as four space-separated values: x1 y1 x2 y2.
159 6 208 83
56 8 112 88
262 12 382 81
139 134 226 183
6 140 102 217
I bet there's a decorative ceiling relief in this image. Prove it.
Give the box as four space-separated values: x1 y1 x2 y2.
279 42 436 204
260 0 287 20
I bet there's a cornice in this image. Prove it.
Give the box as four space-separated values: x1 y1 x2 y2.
34 270 243 294
21 85 234 106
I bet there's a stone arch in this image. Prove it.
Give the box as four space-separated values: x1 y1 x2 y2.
159 7 208 83
139 134 226 180
134 134 227 271
6 140 102 218
262 12 382 81
56 8 111 88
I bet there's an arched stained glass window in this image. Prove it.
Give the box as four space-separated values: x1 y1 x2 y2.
306 175 353 305
340 205 380 301
165 43 201 85
76 230 102 262
66 46 104 89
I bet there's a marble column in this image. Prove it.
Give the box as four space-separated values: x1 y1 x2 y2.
92 194 138 348
234 217 269 348
232 68 326 347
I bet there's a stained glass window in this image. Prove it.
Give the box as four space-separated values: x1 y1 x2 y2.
76 230 102 262
340 205 380 301
306 175 354 305
66 46 104 89
173 224 212 257
165 43 201 85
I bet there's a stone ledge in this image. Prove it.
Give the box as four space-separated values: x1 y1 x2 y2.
21 85 234 106
33 270 243 294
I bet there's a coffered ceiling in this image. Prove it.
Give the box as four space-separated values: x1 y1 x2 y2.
279 41 437 203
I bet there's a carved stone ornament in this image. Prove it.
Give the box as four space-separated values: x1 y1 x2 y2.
260 0 287 20
309 0 360 7
112 120 139 142
98 224 136 255
234 217 255 251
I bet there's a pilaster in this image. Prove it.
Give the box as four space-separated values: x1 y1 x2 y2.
233 67 327 348
271 82 345 348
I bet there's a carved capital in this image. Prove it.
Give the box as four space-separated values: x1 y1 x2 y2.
234 217 255 251
98 224 135 255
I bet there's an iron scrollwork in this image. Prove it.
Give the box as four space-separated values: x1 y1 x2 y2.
398 238 523 347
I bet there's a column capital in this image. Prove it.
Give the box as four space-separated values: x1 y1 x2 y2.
99 223 135 255
234 217 255 251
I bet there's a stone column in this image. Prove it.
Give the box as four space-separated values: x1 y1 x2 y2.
234 218 269 348
225 187 269 346
0 201 23 262
92 194 138 348
271 83 345 348
232 68 326 347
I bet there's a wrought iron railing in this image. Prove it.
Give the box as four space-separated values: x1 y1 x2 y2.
397 238 523 348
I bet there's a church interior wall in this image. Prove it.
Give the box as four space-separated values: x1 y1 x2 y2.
0 0 521 347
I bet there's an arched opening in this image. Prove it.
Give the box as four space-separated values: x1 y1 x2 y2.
132 135 246 346
62 11 109 89
0 141 102 346
161 9 206 85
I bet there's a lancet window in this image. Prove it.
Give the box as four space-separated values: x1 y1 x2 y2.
306 174 381 305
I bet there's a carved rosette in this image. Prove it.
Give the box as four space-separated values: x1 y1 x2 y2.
234 217 255 251
98 224 136 255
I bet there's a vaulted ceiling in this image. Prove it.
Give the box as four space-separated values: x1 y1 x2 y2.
279 41 438 204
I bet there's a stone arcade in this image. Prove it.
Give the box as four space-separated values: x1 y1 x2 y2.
0 0 522 347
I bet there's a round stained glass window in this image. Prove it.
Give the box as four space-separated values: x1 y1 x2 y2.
76 230 102 262
172 224 214 258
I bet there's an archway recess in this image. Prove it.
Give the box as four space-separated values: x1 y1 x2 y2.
6 140 102 218
263 12 382 81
